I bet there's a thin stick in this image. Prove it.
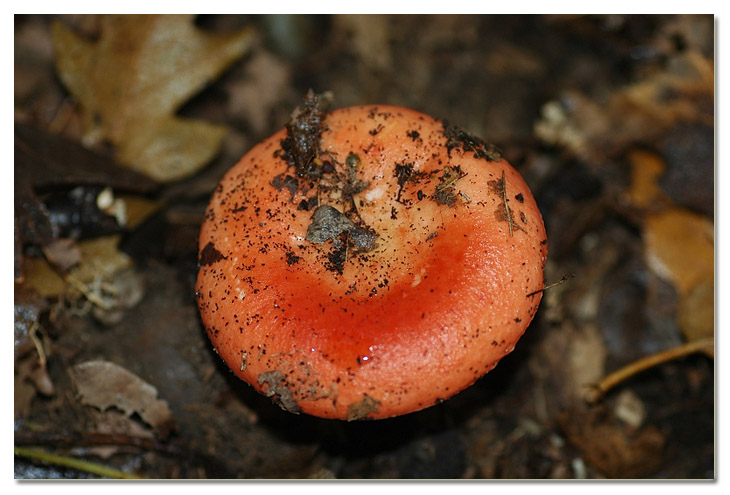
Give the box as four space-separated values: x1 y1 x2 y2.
527 273 575 298
14 446 143 479
585 337 714 404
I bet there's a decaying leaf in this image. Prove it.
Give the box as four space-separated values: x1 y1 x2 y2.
623 150 714 345
15 122 159 194
677 278 714 344
24 235 131 298
535 51 713 165
69 360 174 438
52 15 254 182
14 123 159 282
23 235 144 325
14 287 54 418
586 142 714 404
559 406 666 478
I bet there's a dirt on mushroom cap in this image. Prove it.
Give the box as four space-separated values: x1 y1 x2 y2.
196 104 547 420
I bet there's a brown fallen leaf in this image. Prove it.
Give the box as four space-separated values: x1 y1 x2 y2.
644 207 713 296
69 360 175 439
643 207 714 347
52 15 254 182
15 122 159 193
623 150 714 344
677 278 714 344
624 149 670 212
586 149 714 404
558 405 666 478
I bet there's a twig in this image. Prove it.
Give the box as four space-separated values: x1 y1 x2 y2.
585 337 714 404
14 430 231 478
14 446 142 479
527 273 575 298
64 272 114 310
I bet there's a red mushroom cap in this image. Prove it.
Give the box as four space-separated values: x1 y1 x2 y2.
196 104 547 420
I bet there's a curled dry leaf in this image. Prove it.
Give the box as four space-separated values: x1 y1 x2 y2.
69 360 174 438
14 123 159 281
52 15 254 182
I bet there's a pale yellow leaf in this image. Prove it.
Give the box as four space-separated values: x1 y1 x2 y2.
53 15 254 182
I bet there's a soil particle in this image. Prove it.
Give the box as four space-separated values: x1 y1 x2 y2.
271 173 300 201
199 242 226 266
257 370 302 414
442 120 502 162
347 394 381 421
280 90 328 179
406 129 421 141
431 165 467 207
305 205 377 251
326 243 348 275
285 251 301 265
343 152 369 196
394 162 427 203
297 197 319 211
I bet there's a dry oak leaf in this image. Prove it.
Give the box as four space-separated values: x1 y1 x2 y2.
52 15 254 182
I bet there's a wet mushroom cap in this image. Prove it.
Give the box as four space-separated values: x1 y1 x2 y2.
196 105 547 420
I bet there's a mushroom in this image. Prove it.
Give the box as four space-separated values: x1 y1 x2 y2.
196 102 547 420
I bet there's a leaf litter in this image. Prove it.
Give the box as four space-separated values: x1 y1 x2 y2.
14 14 714 479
